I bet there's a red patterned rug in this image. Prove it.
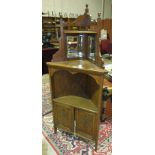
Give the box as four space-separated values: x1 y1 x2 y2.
42 113 112 155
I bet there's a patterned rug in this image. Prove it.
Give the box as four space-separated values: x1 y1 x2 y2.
42 113 112 155
42 74 52 116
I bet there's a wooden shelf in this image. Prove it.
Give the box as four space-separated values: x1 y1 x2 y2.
64 30 97 34
43 26 56 28
47 60 105 75
53 95 98 113
67 41 78 44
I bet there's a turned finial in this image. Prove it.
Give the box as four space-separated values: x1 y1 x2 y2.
98 12 101 19
84 4 89 15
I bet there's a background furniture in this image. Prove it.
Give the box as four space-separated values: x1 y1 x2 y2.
100 39 112 55
90 19 112 56
42 47 58 74
101 19 112 42
42 16 76 46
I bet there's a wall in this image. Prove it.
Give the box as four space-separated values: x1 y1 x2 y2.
103 0 112 19
42 0 112 20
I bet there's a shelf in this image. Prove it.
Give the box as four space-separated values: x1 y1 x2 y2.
43 22 55 24
43 26 56 28
67 41 78 44
64 30 97 34
53 95 98 113
47 60 105 75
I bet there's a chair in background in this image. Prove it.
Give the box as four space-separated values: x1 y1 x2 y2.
100 39 112 57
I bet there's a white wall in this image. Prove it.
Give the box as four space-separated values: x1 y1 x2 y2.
42 0 112 19
103 0 112 19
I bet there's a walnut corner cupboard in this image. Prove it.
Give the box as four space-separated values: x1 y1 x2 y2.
47 5 106 151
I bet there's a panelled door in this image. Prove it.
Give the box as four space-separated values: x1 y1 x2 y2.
75 108 96 140
53 102 74 133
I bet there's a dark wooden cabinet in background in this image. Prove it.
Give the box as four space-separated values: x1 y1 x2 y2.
42 47 58 74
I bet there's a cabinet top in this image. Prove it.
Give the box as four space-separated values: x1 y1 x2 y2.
47 60 105 75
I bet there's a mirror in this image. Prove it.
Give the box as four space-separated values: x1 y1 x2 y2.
88 35 95 61
66 35 85 58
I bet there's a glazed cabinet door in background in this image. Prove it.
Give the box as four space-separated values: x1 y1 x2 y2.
53 102 74 133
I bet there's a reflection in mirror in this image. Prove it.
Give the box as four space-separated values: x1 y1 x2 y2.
66 35 85 58
67 35 78 58
78 34 85 58
88 35 95 61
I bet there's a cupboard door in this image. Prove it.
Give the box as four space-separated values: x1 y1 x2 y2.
53 102 74 133
75 109 96 140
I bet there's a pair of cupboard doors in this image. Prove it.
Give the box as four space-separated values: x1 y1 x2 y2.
53 101 99 150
